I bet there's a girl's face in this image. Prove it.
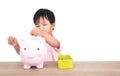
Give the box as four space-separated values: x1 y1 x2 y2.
36 17 55 34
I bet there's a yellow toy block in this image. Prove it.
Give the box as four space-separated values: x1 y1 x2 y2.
58 55 73 69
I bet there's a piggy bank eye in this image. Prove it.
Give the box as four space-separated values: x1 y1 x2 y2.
24 48 26 50
37 48 40 50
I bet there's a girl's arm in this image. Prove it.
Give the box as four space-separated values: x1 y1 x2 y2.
14 42 20 54
42 32 60 49
8 36 20 54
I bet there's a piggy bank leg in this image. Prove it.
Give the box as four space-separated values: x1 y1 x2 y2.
24 64 31 69
36 64 43 68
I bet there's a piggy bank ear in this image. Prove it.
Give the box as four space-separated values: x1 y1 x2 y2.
40 36 45 42
38 36 45 43
32 36 45 43
18 39 25 47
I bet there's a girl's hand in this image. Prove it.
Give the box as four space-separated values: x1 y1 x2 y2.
30 27 45 37
30 27 40 36
8 36 18 47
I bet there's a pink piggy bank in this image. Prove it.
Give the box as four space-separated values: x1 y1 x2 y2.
19 36 47 69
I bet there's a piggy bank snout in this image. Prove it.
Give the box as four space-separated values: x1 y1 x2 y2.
25 50 41 58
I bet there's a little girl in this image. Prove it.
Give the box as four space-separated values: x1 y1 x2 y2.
8 8 62 61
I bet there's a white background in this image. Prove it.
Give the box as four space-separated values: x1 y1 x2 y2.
0 0 120 61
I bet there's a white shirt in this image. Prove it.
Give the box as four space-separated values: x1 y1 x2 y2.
45 35 62 61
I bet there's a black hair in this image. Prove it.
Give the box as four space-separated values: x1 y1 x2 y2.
33 8 55 25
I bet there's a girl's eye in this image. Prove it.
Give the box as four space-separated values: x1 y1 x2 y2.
43 24 47 26
36 26 39 27
24 48 26 50
37 48 40 50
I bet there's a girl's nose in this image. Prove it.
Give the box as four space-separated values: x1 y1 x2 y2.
40 26 44 31
40 27 43 31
